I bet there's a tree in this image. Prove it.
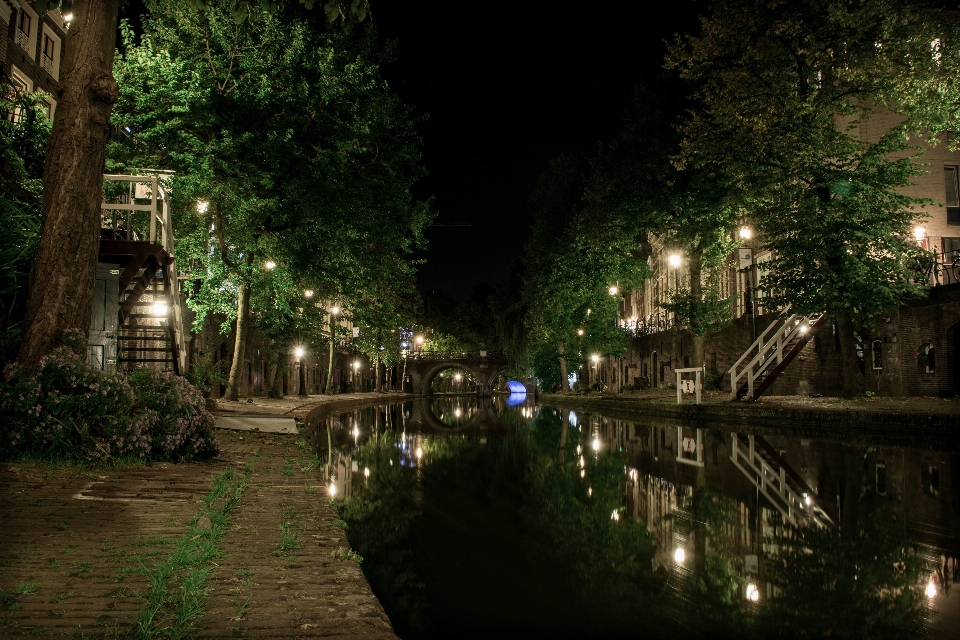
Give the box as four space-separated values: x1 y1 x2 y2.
523 156 647 392
109 1 428 398
589 79 741 373
15 0 369 370
667 0 956 396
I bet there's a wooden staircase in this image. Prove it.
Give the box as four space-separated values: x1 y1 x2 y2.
95 174 186 375
730 432 836 528
728 311 828 401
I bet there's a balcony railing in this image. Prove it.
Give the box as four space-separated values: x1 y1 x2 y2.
41 53 55 75
15 29 30 52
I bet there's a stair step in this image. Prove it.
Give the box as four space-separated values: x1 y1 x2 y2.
117 357 175 363
117 347 174 352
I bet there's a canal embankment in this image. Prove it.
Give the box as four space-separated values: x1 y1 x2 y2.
0 392 414 639
540 391 960 450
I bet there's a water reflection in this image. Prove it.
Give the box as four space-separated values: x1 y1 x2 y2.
306 397 959 639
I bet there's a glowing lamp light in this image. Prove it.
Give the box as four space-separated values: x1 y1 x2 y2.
739 226 752 240
353 426 359 438
608 286 619 296
804 493 812 506
592 437 600 452
913 226 927 242
674 548 686 564
746 583 760 602
331 305 340 315
364 467 370 478
304 289 314 298
669 254 682 268
926 578 937 599
611 509 620 522
295 347 304 358
416 446 423 459
196 200 209 213
63 13 74 22
591 354 599 363
454 373 462 381
454 408 462 417
577 329 584 336
353 361 360 369
265 260 277 270
328 483 337 497
799 325 808 334
151 300 168 317
416 336 424 344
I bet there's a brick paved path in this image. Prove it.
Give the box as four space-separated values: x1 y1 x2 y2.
0 396 400 639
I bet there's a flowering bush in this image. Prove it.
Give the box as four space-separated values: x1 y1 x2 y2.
0 330 219 463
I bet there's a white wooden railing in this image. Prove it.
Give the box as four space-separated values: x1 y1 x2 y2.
727 308 823 400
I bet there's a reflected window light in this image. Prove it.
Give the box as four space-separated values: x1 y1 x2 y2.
926 578 937 599
588 487 592 496
580 469 585 478
674 548 686 564
328 483 337 497
746 583 760 602
364 467 370 478
416 447 423 459
353 427 359 438
576 445 582 455
611 509 620 521
579 456 585 468
592 437 600 452
803 493 812 506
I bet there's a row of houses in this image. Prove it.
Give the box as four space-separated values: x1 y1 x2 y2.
1 1 67 118
606 110 960 398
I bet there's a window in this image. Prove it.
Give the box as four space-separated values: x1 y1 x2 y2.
946 166 960 225
919 343 935 374
17 11 32 51
40 26 62 80
7 67 33 124
872 340 883 370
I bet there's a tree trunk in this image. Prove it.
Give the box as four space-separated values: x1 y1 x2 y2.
835 311 863 398
17 0 121 369
325 311 336 394
688 248 705 372
227 278 251 401
558 341 570 393
265 358 278 397
559 409 569 463
269 356 284 398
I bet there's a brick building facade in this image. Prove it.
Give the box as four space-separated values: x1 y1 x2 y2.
1 1 68 117
610 108 960 398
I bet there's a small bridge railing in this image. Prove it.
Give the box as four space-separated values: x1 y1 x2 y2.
406 351 506 361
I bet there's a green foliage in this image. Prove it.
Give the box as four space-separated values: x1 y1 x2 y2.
184 353 229 396
109 0 430 364
0 330 219 462
668 0 953 322
0 80 50 330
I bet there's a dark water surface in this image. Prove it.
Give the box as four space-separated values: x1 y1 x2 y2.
306 397 960 639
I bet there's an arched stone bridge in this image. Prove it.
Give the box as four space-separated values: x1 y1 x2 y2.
405 354 510 396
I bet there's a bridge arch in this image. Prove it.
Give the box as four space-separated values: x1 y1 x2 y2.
407 356 510 396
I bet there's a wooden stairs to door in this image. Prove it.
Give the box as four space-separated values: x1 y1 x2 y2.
727 310 829 401
730 432 836 528
99 240 184 374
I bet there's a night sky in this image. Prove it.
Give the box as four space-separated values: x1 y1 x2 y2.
119 0 703 300
372 1 701 299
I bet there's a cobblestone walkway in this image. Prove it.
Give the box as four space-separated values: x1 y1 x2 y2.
0 396 399 639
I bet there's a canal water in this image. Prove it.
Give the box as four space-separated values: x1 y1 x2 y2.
305 397 960 639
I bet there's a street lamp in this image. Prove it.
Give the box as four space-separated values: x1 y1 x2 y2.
295 347 307 398
914 226 927 246
577 328 584 336
739 226 752 240
304 289 314 298
196 200 209 214
151 300 168 317
591 354 600 391
353 360 361 393
608 285 618 296
265 260 276 270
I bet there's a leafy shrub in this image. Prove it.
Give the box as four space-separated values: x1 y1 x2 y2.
0 330 218 462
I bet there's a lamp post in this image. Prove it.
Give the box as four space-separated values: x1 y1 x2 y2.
296 347 307 398
740 226 757 341
591 353 600 391
353 360 361 393
668 254 681 325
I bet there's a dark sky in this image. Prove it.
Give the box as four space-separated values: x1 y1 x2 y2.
119 0 703 300
371 1 702 299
